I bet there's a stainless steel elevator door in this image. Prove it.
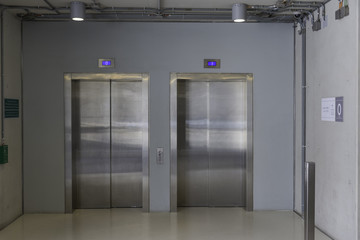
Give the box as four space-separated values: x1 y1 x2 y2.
72 81 111 209
177 82 209 206
72 80 143 209
208 82 246 206
111 81 143 208
177 80 246 207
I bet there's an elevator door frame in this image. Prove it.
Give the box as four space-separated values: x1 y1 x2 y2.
170 73 253 212
64 73 149 213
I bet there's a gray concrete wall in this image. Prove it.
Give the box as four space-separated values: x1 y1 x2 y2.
0 12 23 229
303 0 359 239
23 22 294 212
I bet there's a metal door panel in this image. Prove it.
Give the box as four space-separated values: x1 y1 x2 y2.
72 81 111 209
111 81 143 207
170 73 253 211
65 73 149 212
208 81 246 206
177 81 209 206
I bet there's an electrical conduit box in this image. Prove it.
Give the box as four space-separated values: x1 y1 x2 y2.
0 145 8 164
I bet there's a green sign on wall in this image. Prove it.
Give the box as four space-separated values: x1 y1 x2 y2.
0 145 8 164
5 99 19 118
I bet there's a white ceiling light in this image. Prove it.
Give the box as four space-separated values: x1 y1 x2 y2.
71 1 85 21
232 3 247 23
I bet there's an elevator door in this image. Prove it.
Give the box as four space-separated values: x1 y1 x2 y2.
177 80 247 207
111 81 142 208
72 80 143 209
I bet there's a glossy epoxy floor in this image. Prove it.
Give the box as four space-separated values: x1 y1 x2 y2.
0 208 331 240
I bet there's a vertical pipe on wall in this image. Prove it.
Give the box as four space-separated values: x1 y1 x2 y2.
293 23 296 212
21 20 24 214
301 26 307 214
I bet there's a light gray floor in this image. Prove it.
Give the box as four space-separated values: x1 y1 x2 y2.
0 208 331 240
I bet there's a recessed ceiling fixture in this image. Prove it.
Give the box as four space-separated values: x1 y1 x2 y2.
71 1 85 21
232 3 247 22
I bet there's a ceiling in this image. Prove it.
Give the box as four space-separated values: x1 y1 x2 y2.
0 0 331 23
1 0 300 9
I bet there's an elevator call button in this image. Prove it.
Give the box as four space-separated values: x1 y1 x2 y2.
156 148 164 165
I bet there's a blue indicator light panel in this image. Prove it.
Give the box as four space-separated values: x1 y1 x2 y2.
102 60 112 66
207 61 217 67
204 59 220 69
98 58 115 68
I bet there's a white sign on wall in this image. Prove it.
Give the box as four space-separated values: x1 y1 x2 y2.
321 97 344 122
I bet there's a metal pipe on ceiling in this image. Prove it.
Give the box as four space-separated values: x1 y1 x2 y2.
43 0 60 14
0 4 53 12
31 12 298 23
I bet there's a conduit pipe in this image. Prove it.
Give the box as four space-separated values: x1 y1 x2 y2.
43 0 60 14
0 4 54 12
301 23 307 214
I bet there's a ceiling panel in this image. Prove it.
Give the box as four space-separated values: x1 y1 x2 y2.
0 0 48 6
1 0 327 9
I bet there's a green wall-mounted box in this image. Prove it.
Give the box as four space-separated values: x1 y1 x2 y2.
0 145 8 164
